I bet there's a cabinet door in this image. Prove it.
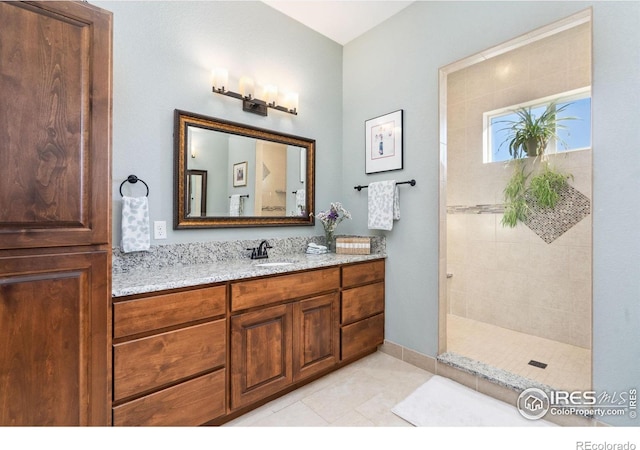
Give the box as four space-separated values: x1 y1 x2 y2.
230 304 293 410
293 293 339 382
0 1 112 249
0 251 110 426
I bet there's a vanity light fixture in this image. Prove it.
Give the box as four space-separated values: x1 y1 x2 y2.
211 68 298 116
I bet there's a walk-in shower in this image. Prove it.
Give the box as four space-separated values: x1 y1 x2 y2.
438 10 593 393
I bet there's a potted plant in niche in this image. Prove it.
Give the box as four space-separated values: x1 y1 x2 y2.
497 101 576 228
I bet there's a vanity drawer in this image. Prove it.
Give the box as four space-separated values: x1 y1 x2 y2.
341 313 384 361
114 319 226 401
114 285 226 338
341 260 385 288
341 281 384 325
231 267 340 312
113 369 226 426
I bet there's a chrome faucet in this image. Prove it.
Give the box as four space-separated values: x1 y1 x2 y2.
248 240 272 259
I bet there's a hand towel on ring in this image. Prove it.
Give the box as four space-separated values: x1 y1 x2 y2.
121 196 150 253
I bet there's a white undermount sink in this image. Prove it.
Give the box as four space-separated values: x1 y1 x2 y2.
255 262 294 267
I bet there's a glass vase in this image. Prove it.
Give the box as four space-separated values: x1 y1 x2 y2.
324 227 335 253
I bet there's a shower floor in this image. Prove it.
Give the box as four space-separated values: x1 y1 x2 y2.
447 314 591 392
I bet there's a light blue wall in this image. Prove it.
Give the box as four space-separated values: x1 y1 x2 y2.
94 0 343 244
343 1 640 426
590 1 640 428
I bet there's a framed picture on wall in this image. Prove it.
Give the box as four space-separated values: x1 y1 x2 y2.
233 161 247 187
365 109 403 174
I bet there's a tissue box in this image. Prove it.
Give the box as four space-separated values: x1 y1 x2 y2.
335 237 371 255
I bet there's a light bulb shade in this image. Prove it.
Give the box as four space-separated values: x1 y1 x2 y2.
212 68 228 90
285 92 299 112
239 76 255 99
264 85 278 106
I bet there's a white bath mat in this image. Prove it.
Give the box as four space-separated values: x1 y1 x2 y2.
392 375 556 427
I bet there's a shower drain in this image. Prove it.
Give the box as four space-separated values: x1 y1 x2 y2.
528 360 548 369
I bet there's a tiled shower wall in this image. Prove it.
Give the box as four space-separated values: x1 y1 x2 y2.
446 23 592 348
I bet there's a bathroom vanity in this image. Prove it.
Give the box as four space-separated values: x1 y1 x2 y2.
111 254 385 426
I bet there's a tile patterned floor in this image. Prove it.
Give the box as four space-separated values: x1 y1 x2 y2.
223 351 433 427
223 316 591 427
447 314 591 392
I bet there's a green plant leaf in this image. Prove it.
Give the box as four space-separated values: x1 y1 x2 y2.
495 101 578 159
501 159 530 227
529 163 572 208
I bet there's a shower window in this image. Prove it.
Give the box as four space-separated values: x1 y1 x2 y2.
484 88 592 163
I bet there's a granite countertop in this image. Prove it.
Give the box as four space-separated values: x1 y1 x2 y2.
112 252 386 298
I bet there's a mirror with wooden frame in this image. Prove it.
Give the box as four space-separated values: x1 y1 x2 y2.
174 110 315 228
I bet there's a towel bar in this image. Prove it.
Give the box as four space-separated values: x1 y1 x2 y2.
228 194 250 198
354 179 416 192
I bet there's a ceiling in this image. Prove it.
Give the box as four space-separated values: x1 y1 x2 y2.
262 1 415 45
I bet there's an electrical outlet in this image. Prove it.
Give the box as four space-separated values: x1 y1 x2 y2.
154 221 167 239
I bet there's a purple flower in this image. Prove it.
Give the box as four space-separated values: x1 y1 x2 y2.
311 202 351 233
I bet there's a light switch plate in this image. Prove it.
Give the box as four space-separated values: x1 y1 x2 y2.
154 221 167 239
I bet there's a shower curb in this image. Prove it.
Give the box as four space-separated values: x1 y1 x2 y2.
437 351 556 394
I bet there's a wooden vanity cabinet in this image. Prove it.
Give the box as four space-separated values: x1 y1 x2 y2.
229 268 340 410
112 285 227 426
340 260 385 361
110 258 385 425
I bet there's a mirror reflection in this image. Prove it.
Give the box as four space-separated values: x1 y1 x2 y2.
186 169 207 216
174 110 315 228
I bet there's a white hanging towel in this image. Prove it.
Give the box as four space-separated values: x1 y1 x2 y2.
368 180 400 230
229 194 243 216
295 189 305 215
121 196 150 253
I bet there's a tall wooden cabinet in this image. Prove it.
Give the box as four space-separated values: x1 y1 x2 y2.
0 1 113 426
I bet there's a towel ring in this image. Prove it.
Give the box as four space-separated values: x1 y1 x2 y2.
119 174 149 197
